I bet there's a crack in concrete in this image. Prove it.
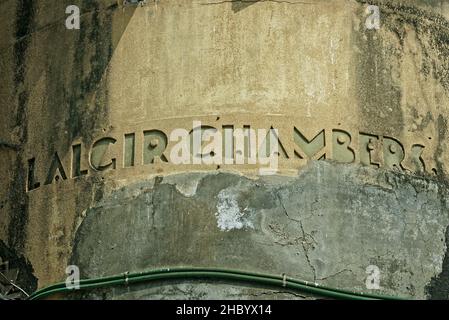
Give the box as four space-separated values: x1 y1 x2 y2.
241 290 308 299
317 268 353 281
146 176 163 230
148 192 157 230
268 223 305 246
298 220 317 283
276 191 317 282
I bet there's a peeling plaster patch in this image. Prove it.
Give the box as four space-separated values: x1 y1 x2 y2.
215 188 254 231
163 173 209 197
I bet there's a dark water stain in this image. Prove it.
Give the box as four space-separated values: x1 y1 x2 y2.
426 225 449 299
40 2 119 228
13 0 34 88
62 1 138 256
355 0 449 178
7 0 36 252
427 118 449 299
6 1 134 290
409 106 434 132
353 4 404 136
356 0 449 94
7 152 28 252
0 240 38 296
65 1 116 145
434 115 447 177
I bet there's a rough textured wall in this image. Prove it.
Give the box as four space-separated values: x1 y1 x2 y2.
2 0 449 299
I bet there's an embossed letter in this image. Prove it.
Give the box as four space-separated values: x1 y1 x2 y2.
90 137 117 171
72 144 88 177
383 136 405 171
143 130 168 164
45 152 68 185
293 128 326 160
27 158 41 191
332 130 355 163
359 133 381 168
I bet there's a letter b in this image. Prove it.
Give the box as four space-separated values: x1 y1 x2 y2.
237 305 244 315
332 130 355 163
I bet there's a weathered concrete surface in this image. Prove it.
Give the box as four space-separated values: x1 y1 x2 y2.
65 280 317 300
70 162 449 299
2 0 449 299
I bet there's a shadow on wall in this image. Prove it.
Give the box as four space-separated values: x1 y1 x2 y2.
232 0 259 13
0 240 37 299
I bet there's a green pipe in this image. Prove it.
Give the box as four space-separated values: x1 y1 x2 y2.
28 267 406 300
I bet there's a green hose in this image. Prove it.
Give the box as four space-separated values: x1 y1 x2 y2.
28 267 406 300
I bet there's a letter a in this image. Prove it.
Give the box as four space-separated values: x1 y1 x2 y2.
365 5 380 30
65 5 80 30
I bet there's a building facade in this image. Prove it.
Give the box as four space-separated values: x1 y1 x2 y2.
1 0 449 299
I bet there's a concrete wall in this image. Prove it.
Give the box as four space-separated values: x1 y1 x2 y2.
2 0 449 299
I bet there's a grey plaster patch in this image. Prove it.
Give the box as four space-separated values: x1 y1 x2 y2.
70 161 449 299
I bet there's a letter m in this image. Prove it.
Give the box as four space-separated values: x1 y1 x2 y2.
293 128 326 160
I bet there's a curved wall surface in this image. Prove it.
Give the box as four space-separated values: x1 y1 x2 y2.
2 0 449 299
